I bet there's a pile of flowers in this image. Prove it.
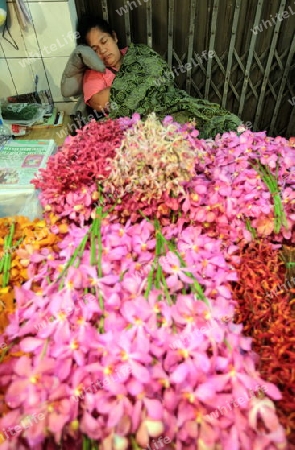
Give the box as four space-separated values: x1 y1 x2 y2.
0 217 60 430
0 217 60 335
103 114 200 222
231 240 295 443
0 114 294 449
0 215 287 449
32 119 127 225
33 115 295 246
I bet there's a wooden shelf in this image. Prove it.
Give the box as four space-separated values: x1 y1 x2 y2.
18 114 72 147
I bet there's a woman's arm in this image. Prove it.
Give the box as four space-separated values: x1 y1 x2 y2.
88 87 111 112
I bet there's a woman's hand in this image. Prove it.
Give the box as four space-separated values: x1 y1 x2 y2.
88 87 111 112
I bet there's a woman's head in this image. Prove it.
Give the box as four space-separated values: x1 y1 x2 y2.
76 15 122 68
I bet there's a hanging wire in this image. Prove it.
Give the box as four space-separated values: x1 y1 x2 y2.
2 19 19 50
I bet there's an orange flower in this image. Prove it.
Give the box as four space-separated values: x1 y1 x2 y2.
0 216 60 336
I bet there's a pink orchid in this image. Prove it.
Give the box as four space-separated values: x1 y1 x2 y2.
159 252 194 288
5 356 56 408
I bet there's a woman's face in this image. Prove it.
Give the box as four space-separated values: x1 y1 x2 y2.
86 27 122 68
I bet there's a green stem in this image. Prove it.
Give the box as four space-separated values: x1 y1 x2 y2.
90 230 97 266
131 437 141 450
92 204 105 325
83 436 91 450
161 269 172 305
40 338 49 360
251 161 287 234
140 211 210 308
245 218 257 239
1 222 15 287
144 261 156 298
57 233 89 289
3 252 11 287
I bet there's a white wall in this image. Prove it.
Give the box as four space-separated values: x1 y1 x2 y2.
0 0 77 114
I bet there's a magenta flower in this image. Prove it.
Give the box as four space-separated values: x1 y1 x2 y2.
5 356 56 408
159 252 194 289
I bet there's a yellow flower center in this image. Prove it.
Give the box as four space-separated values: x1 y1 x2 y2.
162 318 168 327
70 340 79 351
77 316 85 326
191 194 199 202
66 280 74 290
178 349 189 359
30 375 39 384
153 303 161 313
58 264 65 272
184 392 195 403
70 420 79 430
195 412 203 424
73 205 83 211
229 367 236 377
120 350 129 361
74 384 83 397
103 366 113 376
160 378 170 388
185 315 194 323
57 311 67 321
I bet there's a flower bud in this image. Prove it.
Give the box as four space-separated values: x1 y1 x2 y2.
73 204 83 211
144 419 164 437
92 191 99 200
58 223 69 234
113 435 128 450
70 420 79 430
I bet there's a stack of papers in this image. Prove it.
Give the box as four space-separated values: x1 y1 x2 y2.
0 139 57 189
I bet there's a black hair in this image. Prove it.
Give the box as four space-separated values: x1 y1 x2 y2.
76 15 114 45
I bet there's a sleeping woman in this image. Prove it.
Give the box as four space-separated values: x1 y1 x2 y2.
76 15 241 139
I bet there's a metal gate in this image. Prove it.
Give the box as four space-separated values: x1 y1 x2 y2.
75 0 295 137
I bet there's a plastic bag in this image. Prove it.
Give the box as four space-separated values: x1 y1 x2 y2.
0 189 43 220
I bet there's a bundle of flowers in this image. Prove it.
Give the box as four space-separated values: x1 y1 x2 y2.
102 115 294 245
178 138 294 244
103 114 201 223
32 119 127 225
0 215 287 449
231 240 295 443
33 114 295 247
0 217 60 336
0 217 60 430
